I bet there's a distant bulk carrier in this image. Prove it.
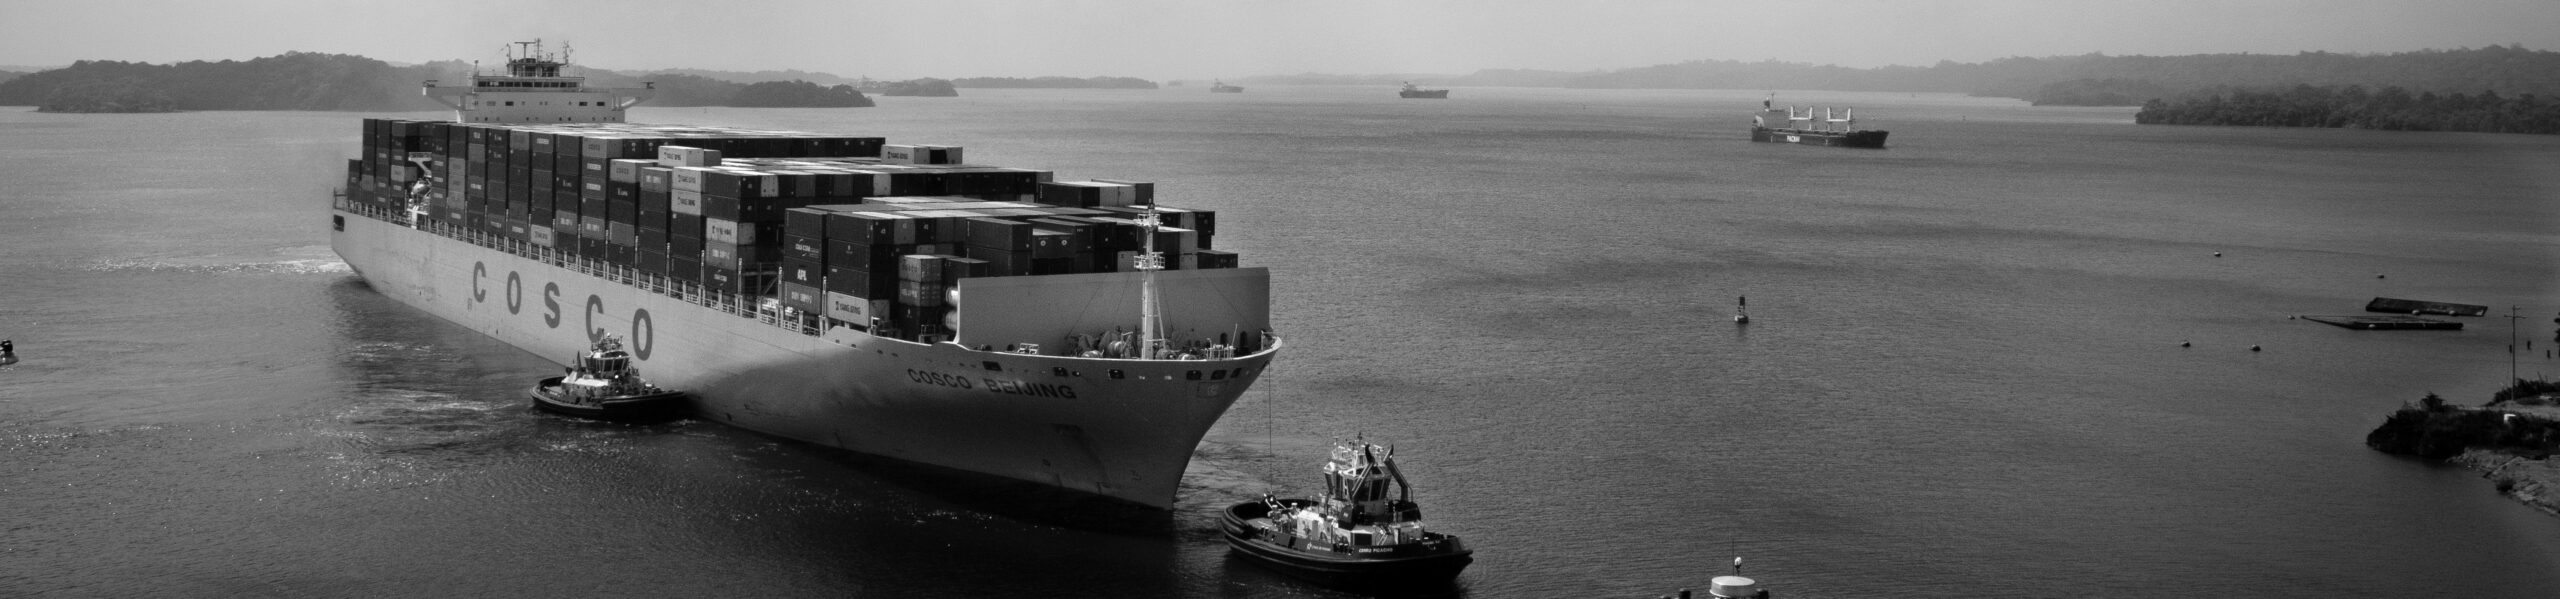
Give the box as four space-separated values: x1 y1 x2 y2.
1749 96 1887 148
330 41 1280 508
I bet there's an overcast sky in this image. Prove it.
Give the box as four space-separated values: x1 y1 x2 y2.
5 0 2556 79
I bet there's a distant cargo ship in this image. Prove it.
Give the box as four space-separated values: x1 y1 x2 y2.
1750 97 1887 148
1210 80 1244 93
332 40 1280 509
1397 82 1448 99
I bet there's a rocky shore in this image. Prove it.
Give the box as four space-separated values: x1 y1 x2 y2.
2367 384 2560 517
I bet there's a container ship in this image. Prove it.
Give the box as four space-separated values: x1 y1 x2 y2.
330 41 1279 509
1749 97 1887 148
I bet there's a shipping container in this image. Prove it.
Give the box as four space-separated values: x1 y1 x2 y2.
940 256 990 286
608 158 650 183
659 145 721 167
1027 218 1096 252
669 213 704 239
771 252 818 285
705 218 743 244
667 254 702 284
697 170 771 199
967 246 1034 277
638 165 673 193
881 144 963 165
671 189 704 216
898 279 947 308
824 291 892 325
965 217 1035 252
638 225 668 250
898 254 944 283
783 234 824 262
1088 178 1156 204
824 240 901 272
824 211 902 246
1195 249 1239 269
637 249 669 274
1030 229 1076 260
780 281 826 314
823 265 898 298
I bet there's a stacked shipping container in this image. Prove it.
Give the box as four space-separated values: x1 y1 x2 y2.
347 119 1233 342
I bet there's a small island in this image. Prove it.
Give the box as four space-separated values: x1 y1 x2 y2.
2367 380 2560 517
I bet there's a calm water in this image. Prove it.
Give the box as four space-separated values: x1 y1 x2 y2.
5 86 2559 597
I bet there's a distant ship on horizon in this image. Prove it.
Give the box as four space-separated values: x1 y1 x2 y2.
1749 96 1887 148
1398 82 1448 99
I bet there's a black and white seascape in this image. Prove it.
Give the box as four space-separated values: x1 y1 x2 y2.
8 2 2560 596
7 87 2558 597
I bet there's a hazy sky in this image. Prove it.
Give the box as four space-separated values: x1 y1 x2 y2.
4 0 2555 79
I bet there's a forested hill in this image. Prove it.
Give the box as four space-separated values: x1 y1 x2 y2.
951 76 1156 89
0 52 871 112
1338 46 2560 106
0 53 444 112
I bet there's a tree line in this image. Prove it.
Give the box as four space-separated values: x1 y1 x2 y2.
0 52 872 112
2136 84 2560 133
1406 45 2560 107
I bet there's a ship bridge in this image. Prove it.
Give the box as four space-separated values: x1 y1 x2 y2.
423 39 653 123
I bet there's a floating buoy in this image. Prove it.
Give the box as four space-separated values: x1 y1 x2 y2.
2212 252 2222 257
2250 345 2262 352
2179 340 2190 347
1734 295 1749 324
0 340 15 366
2377 274 2386 279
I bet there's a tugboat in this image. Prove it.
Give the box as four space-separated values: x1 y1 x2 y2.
1210 80 1245 93
527 335 684 420
1398 81 1450 99
1749 95 1887 148
1220 440 1473 589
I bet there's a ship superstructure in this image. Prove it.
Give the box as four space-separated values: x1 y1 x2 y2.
333 44 1279 508
422 40 654 124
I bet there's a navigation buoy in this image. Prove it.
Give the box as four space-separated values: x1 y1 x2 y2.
2250 345 2262 352
2377 274 2386 279
2180 340 2190 347
1734 296 1749 324
2212 252 2222 257
0 340 15 366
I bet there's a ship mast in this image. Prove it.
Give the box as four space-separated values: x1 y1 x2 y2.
1135 205 1166 359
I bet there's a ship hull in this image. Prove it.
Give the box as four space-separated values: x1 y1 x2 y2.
330 210 1276 508
1398 90 1449 99
1750 126 1888 148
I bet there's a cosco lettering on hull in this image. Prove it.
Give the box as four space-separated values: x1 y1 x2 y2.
907 369 1078 399
470 260 655 359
